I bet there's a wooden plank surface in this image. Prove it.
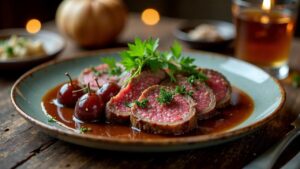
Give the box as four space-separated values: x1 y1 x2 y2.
1 14 300 169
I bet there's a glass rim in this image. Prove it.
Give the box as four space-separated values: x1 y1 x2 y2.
232 0 299 9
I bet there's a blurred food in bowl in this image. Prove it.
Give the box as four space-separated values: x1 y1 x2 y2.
0 29 65 72
56 0 127 48
0 35 46 61
188 24 224 42
174 20 235 51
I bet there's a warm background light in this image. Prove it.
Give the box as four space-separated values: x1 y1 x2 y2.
141 8 160 26
26 19 41 34
262 0 272 11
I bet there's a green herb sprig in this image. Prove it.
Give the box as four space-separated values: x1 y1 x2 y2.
91 67 102 76
187 71 208 85
47 117 56 123
101 57 122 76
124 99 149 108
135 99 148 108
118 38 207 83
79 127 92 133
157 88 174 105
175 86 193 96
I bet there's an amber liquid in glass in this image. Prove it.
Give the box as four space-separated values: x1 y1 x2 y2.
235 10 295 67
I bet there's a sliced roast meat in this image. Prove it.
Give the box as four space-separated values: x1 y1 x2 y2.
78 64 128 91
105 70 166 123
162 75 216 120
200 69 231 108
131 85 197 135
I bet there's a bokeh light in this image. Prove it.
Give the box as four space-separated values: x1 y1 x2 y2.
26 19 41 34
141 8 160 26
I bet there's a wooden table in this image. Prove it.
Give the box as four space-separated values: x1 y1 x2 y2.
1 14 300 169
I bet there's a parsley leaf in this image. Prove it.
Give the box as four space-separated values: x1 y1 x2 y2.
116 38 207 83
135 99 149 108
188 75 197 85
175 85 187 95
175 86 194 96
47 117 56 123
79 127 92 133
187 72 208 85
91 67 102 76
170 41 182 59
157 88 174 105
101 57 122 76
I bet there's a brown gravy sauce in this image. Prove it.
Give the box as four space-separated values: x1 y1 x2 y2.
42 84 254 139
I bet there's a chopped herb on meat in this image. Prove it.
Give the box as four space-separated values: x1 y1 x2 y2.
187 72 208 85
187 75 197 85
109 66 122 76
125 99 149 108
91 67 102 76
101 57 122 76
135 99 148 108
175 86 193 96
157 88 174 105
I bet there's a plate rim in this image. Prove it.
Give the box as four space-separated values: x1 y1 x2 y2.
10 48 286 147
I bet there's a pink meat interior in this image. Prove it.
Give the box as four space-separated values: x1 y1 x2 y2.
205 71 228 102
81 64 119 90
135 89 191 124
112 72 164 113
193 85 213 112
176 77 213 113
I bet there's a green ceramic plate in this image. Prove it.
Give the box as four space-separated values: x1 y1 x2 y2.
11 49 285 152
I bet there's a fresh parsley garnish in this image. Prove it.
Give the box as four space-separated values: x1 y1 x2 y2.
135 99 149 108
187 75 197 85
175 86 193 96
91 67 102 76
47 117 56 123
79 127 92 133
101 57 122 76
157 88 174 105
120 38 161 82
292 74 300 87
124 99 148 108
118 38 207 83
187 72 208 85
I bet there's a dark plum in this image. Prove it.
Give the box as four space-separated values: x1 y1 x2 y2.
74 84 105 122
57 73 83 107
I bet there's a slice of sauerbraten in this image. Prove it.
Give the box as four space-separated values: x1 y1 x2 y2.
106 70 166 123
200 69 232 109
163 75 216 120
131 85 197 135
78 64 126 91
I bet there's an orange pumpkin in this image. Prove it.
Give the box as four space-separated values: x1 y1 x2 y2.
56 0 127 47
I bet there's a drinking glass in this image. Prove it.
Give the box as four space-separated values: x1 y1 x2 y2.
232 0 298 79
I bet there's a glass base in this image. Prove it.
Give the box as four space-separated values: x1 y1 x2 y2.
263 64 289 80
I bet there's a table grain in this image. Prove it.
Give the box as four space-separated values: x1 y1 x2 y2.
1 14 300 169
